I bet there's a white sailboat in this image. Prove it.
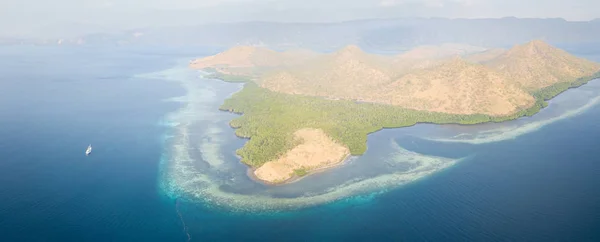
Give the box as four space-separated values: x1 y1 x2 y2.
85 144 92 156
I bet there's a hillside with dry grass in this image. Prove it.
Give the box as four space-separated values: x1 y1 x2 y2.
190 45 318 77
192 40 600 116
485 40 600 90
369 58 535 115
260 45 395 100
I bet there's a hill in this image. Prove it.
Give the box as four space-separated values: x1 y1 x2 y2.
260 45 394 100
190 46 318 78
253 40 600 116
485 40 600 90
371 58 535 115
195 40 600 116
191 40 600 183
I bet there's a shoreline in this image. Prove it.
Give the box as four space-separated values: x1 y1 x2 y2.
215 71 600 153
156 61 572 211
191 64 600 187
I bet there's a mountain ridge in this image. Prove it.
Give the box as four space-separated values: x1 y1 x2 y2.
192 40 600 116
486 40 600 90
28 18 600 51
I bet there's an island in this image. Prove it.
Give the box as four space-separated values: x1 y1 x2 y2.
190 40 600 184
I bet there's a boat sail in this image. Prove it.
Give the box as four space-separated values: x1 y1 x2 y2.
86 144 92 156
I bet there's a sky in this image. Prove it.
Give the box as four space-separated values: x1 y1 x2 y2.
1 0 599 37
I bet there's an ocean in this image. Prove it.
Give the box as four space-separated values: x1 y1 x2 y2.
1 45 599 241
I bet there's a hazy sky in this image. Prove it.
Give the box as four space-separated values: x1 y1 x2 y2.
1 0 598 37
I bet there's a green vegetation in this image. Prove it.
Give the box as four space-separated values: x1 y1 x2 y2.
533 71 600 101
220 72 600 168
293 168 309 177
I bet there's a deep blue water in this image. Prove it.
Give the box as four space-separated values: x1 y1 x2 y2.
1 46 600 241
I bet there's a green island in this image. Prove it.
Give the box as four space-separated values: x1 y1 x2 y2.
220 72 600 167
191 40 600 183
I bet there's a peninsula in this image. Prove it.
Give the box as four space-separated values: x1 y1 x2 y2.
191 40 600 184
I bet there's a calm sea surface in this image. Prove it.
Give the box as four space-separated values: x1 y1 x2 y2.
0 45 599 241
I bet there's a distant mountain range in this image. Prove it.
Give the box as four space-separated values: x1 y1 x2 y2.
5 18 600 52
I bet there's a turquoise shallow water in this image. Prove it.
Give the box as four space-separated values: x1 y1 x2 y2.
1 45 600 241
